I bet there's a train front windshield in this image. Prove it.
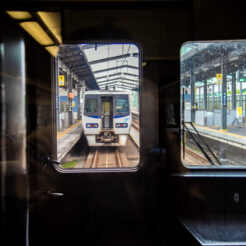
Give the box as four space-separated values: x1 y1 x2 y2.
84 97 98 115
115 96 129 116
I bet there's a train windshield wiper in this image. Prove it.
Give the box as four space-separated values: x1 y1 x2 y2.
183 121 222 166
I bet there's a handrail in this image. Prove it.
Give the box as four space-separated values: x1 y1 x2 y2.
187 122 221 165
183 122 215 166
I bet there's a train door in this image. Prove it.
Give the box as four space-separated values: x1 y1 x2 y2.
101 96 113 129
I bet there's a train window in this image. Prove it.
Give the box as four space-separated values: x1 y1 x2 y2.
115 96 129 115
181 41 246 168
55 43 140 170
84 97 99 115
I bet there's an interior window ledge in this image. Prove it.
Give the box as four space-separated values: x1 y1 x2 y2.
180 217 246 246
171 170 246 178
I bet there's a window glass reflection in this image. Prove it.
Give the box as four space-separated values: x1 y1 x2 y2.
181 41 246 167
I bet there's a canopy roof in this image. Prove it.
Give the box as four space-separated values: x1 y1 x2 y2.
81 44 140 91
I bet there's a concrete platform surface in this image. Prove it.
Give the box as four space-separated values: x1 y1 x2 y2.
187 124 246 150
57 121 83 161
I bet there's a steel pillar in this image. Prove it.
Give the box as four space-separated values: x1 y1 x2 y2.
190 64 195 123
204 80 208 110
239 70 243 125
77 86 81 120
212 84 214 111
204 80 208 126
56 58 60 131
221 57 227 130
68 69 73 125
232 72 236 110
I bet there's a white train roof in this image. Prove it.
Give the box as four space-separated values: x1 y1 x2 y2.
84 90 130 95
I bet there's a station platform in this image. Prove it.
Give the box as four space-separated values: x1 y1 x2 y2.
57 120 83 161
187 124 246 150
130 111 140 147
130 126 140 147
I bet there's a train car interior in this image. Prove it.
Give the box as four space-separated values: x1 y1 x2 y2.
2 0 246 246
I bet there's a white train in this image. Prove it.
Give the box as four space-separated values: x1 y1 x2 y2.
82 90 132 146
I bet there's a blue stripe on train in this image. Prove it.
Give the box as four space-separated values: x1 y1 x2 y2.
87 115 100 119
114 115 129 118
86 115 129 119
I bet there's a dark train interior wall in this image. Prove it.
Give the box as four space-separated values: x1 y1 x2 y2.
1 0 246 246
0 15 28 246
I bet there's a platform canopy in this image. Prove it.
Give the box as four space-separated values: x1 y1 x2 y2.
181 41 246 85
58 45 99 90
81 44 140 91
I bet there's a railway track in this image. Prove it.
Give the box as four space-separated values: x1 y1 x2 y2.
84 116 140 168
184 147 210 165
84 147 129 168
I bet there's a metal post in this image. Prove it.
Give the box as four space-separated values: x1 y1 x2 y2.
212 85 214 111
232 72 236 110
190 63 195 123
221 56 227 130
240 74 242 107
198 86 200 109
68 69 73 125
218 82 221 109
77 86 81 120
204 79 208 110
204 80 208 126
56 58 60 131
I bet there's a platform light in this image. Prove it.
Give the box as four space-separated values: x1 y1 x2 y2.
6 11 32 20
20 21 54 46
37 12 62 44
45 46 59 57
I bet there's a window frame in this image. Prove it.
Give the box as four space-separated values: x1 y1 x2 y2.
52 42 143 173
180 40 246 175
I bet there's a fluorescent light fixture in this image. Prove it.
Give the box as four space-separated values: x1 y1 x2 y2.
6 11 32 20
20 21 54 46
45 46 59 57
214 63 220 67
37 12 62 44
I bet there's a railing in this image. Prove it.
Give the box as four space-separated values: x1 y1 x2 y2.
182 121 222 166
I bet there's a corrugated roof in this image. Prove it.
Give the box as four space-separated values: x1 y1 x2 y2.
81 44 140 91
58 45 99 90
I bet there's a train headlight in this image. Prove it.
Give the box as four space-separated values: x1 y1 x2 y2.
115 123 128 128
86 123 98 128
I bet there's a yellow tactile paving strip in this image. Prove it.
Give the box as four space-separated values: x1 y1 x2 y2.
194 124 246 140
57 120 82 140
